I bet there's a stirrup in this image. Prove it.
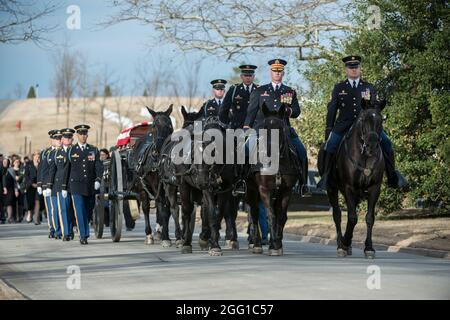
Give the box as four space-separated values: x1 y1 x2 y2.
232 180 247 196
301 184 311 197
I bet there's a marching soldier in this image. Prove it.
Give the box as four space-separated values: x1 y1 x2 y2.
37 130 57 237
244 59 310 195
65 124 102 245
40 130 63 239
317 55 408 190
219 65 258 129
198 79 227 118
48 128 75 241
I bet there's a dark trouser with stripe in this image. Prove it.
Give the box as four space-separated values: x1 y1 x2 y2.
57 192 72 238
71 194 95 239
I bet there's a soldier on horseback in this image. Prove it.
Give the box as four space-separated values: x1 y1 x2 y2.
317 55 408 191
244 58 309 195
198 79 227 118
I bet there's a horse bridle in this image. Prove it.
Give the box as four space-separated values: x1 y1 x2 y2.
358 112 382 155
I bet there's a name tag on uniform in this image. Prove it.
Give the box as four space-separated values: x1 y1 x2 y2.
72 153 79 158
261 91 269 96
56 155 64 159
339 90 348 95
235 95 242 100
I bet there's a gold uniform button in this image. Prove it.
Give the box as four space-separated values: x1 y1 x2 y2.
353 97 356 100
353 103 356 106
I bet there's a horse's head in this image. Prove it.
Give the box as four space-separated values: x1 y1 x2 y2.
261 102 290 156
357 99 385 157
190 116 227 190
146 104 174 149
181 105 202 129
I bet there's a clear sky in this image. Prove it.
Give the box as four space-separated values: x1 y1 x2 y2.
0 0 320 99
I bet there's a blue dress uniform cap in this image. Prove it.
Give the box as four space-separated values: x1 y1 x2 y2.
74 124 90 134
239 64 257 75
61 128 75 138
268 59 287 71
52 130 62 139
211 79 227 90
342 55 362 68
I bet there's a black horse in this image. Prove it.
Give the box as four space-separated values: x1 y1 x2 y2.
159 106 208 253
318 99 386 259
246 103 300 256
125 105 178 246
196 116 242 255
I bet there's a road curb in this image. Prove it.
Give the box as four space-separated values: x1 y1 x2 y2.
0 278 27 300
284 233 450 260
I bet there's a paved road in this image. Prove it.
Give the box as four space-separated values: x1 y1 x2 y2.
0 217 449 300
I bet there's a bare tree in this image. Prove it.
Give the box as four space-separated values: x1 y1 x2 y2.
111 79 133 132
136 57 172 109
13 82 23 99
51 42 79 123
105 0 354 60
95 65 116 148
0 0 59 45
77 55 95 123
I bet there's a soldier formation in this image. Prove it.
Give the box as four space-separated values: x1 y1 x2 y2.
1 55 407 245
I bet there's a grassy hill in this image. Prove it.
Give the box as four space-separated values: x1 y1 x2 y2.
0 96 205 156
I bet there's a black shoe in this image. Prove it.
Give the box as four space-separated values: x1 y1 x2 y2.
55 235 62 240
80 238 88 245
48 232 55 239
70 233 74 240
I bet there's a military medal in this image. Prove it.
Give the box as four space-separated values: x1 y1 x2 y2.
363 168 371 176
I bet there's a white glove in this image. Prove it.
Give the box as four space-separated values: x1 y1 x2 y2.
37 187 42 195
94 181 101 190
61 190 68 198
45 188 52 197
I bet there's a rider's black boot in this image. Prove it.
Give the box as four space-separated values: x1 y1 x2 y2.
300 158 310 196
383 149 409 191
317 152 333 190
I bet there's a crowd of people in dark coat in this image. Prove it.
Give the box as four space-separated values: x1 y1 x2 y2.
0 153 45 224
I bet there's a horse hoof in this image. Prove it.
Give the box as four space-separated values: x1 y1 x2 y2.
248 243 254 249
230 241 239 250
161 240 172 248
347 246 353 256
252 246 263 254
209 248 223 256
175 239 184 248
269 248 283 256
337 248 347 257
153 231 162 242
224 240 232 249
365 250 376 259
145 235 154 245
198 239 209 251
181 245 192 254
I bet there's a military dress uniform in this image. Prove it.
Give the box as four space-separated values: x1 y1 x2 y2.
244 59 309 192
40 130 62 239
65 125 102 244
198 79 227 119
37 132 57 237
219 65 258 129
48 128 75 241
318 55 408 190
